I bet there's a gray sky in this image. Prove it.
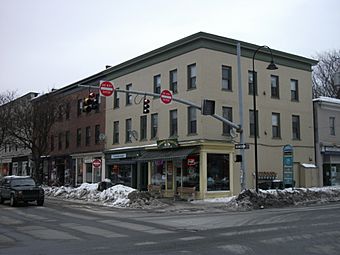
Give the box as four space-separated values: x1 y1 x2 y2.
1 0 339 96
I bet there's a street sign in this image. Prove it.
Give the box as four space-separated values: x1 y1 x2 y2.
160 89 173 104
99 81 115 97
92 159 102 168
235 143 249 150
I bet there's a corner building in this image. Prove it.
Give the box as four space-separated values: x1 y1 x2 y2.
102 32 317 199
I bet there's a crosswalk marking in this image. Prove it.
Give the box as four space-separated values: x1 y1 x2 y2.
60 223 126 238
218 244 253 254
134 241 158 246
178 236 205 241
9 210 49 221
17 225 80 240
0 216 23 225
100 219 174 234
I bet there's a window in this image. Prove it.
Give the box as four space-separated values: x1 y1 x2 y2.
292 115 300 140
140 115 147 140
113 121 119 144
76 128 81 147
85 126 91 146
58 132 62 150
169 110 178 137
170 69 178 94
151 113 158 139
207 154 230 191
272 113 281 138
125 118 132 143
291 79 299 101
271 75 279 98
65 131 70 149
126 84 132 105
249 110 259 137
113 89 120 108
58 105 63 121
222 66 232 91
188 107 197 134
65 102 70 119
51 135 54 151
330 117 335 136
95 125 100 144
153 75 161 94
77 99 82 116
248 71 257 95
222 107 233 135
187 64 196 89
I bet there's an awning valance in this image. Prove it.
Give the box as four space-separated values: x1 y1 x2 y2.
137 147 196 162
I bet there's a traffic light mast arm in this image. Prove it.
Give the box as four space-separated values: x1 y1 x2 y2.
116 88 241 132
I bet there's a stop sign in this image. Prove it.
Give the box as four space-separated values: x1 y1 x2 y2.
92 159 102 168
160 89 173 104
99 81 115 97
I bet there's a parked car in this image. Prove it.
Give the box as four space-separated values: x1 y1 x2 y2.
0 176 44 206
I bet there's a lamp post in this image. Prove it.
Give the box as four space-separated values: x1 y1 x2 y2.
252 46 278 193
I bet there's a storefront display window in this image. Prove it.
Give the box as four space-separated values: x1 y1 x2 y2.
151 160 166 188
77 158 84 185
207 153 230 191
109 164 132 186
182 155 199 190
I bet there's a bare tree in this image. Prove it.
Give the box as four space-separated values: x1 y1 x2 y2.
6 92 66 182
312 50 340 98
0 90 18 148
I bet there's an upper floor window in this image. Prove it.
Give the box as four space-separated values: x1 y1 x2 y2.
170 69 178 94
125 118 132 143
140 115 147 140
65 102 70 119
222 65 232 91
222 106 233 136
271 75 279 98
65 131 70 149
292 115 300 140
126 84 132 105
330 117 335 136
153 75 161 94
188 107 197 134
113 89 120 108
85 126 91 146
187 64 196 89
169 110 178 137
76 128 81 147
291 79 299 101
248 71 257 95
51 135 54 151
249 110 259 137
77 99 82 116
272 112 281 138
151 113 158 139
95 125 100 145
58 105 63 121
58 132 62 150
113 121 119 144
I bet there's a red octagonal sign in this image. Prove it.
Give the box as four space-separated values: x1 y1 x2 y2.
100 81 115 97
160 89 173 104
92 159 102 168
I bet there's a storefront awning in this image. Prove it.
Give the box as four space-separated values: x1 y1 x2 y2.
138 147 196 161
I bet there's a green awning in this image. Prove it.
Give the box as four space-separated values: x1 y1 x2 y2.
138 147 196 161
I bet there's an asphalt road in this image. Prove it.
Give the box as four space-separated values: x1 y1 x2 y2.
1 198 340 255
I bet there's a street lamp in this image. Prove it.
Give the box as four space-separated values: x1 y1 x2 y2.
252 46 278 193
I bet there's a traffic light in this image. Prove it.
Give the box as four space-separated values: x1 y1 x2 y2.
83 96 93 113
202 99 215 115
90 92 99 110
143 98 150 114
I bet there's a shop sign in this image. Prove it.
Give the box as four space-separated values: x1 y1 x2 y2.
283 144 294 186
187 157 196 166
111 153 127 159
157 139 178 149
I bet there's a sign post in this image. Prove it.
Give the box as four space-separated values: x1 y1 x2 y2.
160 89 173 104
99 81 115 97
283 144 294 187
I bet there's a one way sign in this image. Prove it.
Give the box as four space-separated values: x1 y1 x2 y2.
235 143 249 150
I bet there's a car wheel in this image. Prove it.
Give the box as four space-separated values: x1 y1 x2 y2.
37 199 44 206
10 195 16 207
0 195 4 204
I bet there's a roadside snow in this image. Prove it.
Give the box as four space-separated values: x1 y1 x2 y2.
43 184 340 211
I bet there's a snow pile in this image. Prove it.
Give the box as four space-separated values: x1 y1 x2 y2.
226 187 340 210
44 183 166 208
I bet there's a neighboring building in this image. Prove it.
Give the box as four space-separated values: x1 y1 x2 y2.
0 92 38 177
314 97 340 186
44 85 106 186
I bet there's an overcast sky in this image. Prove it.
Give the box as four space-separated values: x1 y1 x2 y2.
1 0 339 96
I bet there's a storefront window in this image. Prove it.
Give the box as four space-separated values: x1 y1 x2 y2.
86 163 92 183
182 155 200 190
207 153 230 191
151 160 166 188
77 158 84 185
109 164 132 186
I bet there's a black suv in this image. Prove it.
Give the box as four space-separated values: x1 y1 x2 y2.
0 176 44 206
